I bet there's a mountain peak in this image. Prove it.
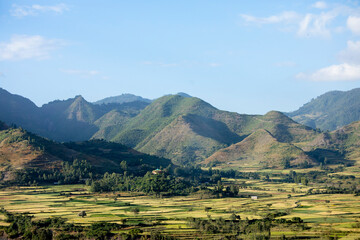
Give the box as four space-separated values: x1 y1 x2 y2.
176 92 192 98
94 94 151 105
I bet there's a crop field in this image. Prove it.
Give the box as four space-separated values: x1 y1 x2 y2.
1 178 360 239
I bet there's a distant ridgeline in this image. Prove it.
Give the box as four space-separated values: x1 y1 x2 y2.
0 87 360 170
287 88 360 131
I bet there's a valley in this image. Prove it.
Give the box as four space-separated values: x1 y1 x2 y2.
1 88 360 239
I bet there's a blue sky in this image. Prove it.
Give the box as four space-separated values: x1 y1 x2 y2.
0 0 360 114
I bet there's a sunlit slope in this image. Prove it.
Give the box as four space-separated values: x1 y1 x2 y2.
108 95 319 164
204 129 315 168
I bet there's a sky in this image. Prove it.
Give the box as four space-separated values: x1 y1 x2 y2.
0 0 360 114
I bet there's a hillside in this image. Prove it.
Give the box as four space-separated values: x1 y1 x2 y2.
287 88 360 131
204 129 315 168
0 89 149 142
0 88 42 132
305 120 360 162
104 94 319 165
0 127 171 180
0 88 333 168
94 93 151 105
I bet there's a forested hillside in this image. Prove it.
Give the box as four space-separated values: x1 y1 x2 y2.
287 88 360 131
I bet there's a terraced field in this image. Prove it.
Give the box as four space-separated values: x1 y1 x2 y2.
1 181 360 239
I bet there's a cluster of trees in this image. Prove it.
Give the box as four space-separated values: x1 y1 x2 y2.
88 166 263 198
0 207 176 240
89 171 196 197
186 216 307 239
187 217 271 239
12 159 92 186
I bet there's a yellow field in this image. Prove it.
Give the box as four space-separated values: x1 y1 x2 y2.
1 180 360 239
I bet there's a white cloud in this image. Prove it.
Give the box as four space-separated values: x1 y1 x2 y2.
347 16 360 35
240 11 299 25
0 35 64 61
312 1 328 9
240 11 336 38
297 12 336 37
11 3 68 17
297 39 360 82
296 63 360 81
338 40 360 64
240 2 360 38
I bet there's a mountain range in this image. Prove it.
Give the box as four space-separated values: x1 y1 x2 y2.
287 88 360 131
1 87 360 170
0 121 170 181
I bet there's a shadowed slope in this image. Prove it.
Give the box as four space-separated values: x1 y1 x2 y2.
204 129 315 168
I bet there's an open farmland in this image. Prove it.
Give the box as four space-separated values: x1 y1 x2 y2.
1 175 360 239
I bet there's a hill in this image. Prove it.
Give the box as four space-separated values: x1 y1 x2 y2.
305 120 360 162
0 88 328 168
0 88 42 132
103 94 319 165
287 88 360 131
204 129 315 168
94 93 151 105
0 127 171 181
0 89 149 142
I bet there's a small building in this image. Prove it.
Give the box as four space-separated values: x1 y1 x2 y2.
251 196 258 200
152 169 163 175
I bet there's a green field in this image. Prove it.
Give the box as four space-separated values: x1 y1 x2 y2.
1 176 360 239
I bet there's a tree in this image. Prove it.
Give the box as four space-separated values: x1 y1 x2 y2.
78 211 87 218
120 160 128 171
282 157 291 169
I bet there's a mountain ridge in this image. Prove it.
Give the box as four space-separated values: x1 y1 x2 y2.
287 88 360 131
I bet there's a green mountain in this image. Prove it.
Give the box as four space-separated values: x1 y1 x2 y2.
0 89 149 142
204 129 315 168
94 93 151 105
1 88 346 169
42 95 104 123
305 120 360 162
103 94 318 165
287 88 360 131
0 88 41 131
0 126 171 180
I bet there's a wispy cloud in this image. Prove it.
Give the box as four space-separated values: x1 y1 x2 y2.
240 11 299 25
347 16 360 35
297 12 336 38
338 40 360 64
0 35 64 61
312 1 328 9
296 63 360 81
11 3 69 17
240 2 359 38
297 40 360 81
61 69 109 79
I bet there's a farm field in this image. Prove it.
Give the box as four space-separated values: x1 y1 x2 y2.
1 179 360 239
